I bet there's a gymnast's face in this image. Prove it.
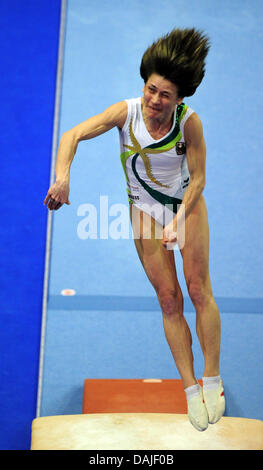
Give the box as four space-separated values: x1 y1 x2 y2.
142 74 183 123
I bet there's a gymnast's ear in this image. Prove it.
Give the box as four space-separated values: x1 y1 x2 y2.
176 96 184 105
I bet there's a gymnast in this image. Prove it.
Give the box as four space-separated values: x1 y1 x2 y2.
44 28 225 431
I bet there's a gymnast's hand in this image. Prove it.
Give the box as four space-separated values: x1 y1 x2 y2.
44 180 71 211
162 220 177 249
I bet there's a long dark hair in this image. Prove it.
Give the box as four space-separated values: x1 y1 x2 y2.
140 28 210 97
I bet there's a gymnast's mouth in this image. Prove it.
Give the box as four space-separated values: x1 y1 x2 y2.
149 106 161 111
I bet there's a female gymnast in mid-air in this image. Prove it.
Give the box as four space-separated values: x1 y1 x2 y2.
44 28 225 431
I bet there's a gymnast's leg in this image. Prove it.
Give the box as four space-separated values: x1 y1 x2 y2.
130 204 209 431
180 195 225 424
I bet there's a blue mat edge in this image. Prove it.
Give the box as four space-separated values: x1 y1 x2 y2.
48 295 263 314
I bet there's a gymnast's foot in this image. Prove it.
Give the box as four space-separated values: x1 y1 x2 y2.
185 383 209 432
202 376 225 424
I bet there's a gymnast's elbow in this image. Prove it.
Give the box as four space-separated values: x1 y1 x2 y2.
191 174 206 196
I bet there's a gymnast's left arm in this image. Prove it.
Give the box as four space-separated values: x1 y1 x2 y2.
178 112 206 220
163 113 206 244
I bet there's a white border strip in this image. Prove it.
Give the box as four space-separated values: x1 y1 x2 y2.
36 0 67 418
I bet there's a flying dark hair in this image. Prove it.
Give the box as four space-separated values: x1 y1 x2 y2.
140 28 210 97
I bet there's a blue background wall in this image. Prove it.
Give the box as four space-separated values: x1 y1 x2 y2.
0 0 61 450
39 0 263 427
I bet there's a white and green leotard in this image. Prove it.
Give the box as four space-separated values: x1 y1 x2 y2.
119 97 194 226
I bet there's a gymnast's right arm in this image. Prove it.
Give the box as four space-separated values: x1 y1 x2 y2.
44 100 128 211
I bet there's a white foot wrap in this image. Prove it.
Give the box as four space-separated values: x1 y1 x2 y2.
202 377 225 424
185 384 209 432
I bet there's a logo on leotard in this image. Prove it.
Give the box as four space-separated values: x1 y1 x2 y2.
176 142 186 155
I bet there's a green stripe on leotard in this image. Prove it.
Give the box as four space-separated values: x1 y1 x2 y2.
120 103 187 211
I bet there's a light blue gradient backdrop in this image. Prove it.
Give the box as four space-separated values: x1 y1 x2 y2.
39 0 263 420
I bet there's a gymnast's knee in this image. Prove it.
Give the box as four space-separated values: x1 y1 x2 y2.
157 289 183 318
187 279 212 309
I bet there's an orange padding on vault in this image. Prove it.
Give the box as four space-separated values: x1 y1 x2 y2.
82 379 201 414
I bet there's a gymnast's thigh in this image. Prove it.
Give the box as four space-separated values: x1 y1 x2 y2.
129 204 180 294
